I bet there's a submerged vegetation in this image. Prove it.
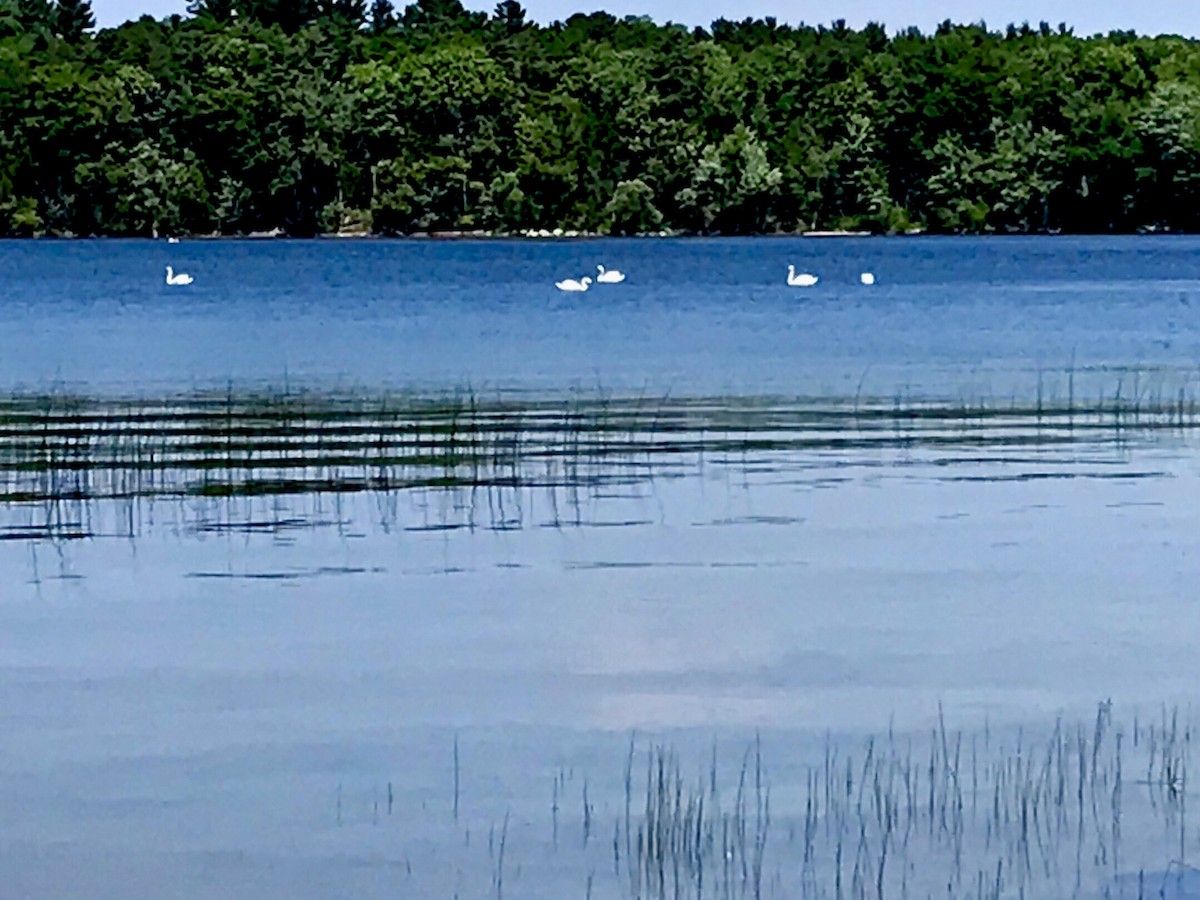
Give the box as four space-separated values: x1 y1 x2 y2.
4 0 1200 236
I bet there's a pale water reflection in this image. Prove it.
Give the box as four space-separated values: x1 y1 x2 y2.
1 389 1200 897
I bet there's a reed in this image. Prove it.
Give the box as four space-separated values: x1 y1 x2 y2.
430 704 1190 900
3 381 1199 540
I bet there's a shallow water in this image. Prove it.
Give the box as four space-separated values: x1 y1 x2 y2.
2 238 1200 898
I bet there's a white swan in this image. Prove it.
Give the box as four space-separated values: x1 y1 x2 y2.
167 237 180 244
165 265 194 286
787 265 819 287
596 265 626 284
860 272 876 286
556 276 592 292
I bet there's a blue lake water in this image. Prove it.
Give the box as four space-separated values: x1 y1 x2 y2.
1 235 1198 398
2 236 1200 898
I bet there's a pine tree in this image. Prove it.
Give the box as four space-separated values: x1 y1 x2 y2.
237 0 318 31
187 0 237 22
492 0 525 32
330 0 365 27
279 0 320 31
400 0 467 30
368 0 395 34
53 0 93 40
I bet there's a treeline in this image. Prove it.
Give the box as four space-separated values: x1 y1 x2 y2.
2 0 1200 236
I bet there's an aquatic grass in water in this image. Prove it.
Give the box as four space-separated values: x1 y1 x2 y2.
353 707 1197 900
2 381 1200 540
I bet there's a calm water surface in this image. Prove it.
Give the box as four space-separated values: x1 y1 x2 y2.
2 237 1200 898
1 235 1199 397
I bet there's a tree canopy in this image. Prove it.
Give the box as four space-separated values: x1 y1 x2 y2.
2 0 1200 236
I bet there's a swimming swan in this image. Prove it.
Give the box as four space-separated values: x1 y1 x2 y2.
787 265 819 287
556 276 592 292
596 265 626 284
860 272 876 285
165 265 194 286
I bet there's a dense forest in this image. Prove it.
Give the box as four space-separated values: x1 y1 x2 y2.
2 0 1200 237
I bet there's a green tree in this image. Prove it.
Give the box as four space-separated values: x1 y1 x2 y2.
371 154 471 231
401 0 479 32
0 0 54 35
186 0 236 22
922 119 1067 232
322 0 366 27
75 139 208 236
675 125 781 233
1132 80 1200 230
603 178 663 234
368 0 394 33
4 8 1200 236
53 0 92 39
0 128 41 234
491 0 524 34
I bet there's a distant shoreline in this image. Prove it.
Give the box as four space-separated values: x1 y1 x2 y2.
6 13 1200 240
6 229 1196 241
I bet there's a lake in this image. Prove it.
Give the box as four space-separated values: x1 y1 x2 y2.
2 235 1199 397
2 236 1200 899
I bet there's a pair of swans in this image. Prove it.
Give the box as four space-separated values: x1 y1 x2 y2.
165 265 193 286
787 266 877 287
556 264 625 292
